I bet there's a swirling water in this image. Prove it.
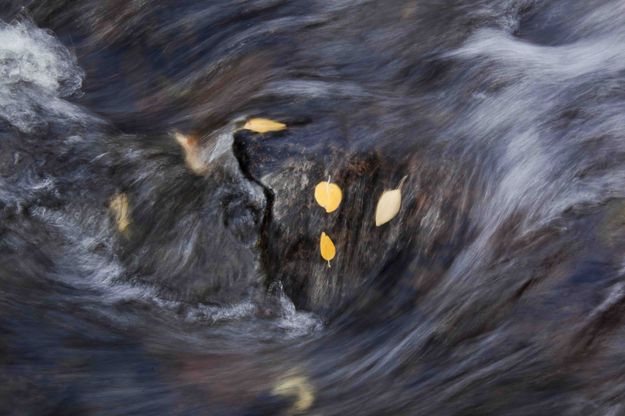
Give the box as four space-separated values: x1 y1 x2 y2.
3 1 625 415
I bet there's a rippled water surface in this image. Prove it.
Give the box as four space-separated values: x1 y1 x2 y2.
3 1 625 415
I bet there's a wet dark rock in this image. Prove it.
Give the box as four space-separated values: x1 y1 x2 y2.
103 132 267 305
233 128 474 318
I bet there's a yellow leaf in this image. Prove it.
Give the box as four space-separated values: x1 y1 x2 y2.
314 181 342 213
272 374 315 414
174 131 208 175
375 176 407 226
109 193 130 233
242 118 287 133
320 232 336 262
174 131 196 154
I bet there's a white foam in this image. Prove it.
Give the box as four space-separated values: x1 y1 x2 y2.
184 301 257 323
0 21 86 132
274 282 323 338
439 24 625 287
0 22 81 93
452 29 625 81
30 204 322 338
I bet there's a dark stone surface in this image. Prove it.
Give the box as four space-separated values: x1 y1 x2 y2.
101 131 268 305
233 128 475 318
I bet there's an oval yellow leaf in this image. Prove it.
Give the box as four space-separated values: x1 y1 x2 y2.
375 177 407 226
314 181 342 213
320 232 336 262
242 118 287 133
109 192 130 233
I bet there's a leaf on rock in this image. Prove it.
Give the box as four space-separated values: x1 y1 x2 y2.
320 232 336 262
375 176 407 226
174 131 196 153
242 118 287 133
314 181 342 213
174 131 208 175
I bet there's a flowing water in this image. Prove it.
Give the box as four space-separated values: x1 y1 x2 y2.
3 1 625 414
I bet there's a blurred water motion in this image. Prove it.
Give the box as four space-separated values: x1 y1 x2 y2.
3 1 625 414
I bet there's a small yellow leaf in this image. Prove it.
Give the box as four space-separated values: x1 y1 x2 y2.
174 131 208 175
174 131 196 154
242 118 287 133
320 232 336 262
174 132 208 175
109 193 130 233
272 374 315 414
314 181 342 213
375 176 407 226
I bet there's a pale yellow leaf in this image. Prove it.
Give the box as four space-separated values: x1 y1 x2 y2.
174 131 195 154
242 118 287 133
272 374 315 414
314 181 342 213
375 176 407 226
109 192 130 233
320 232 336 262
174 131 208 175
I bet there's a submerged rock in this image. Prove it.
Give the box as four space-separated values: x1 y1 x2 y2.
104 130 268 305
